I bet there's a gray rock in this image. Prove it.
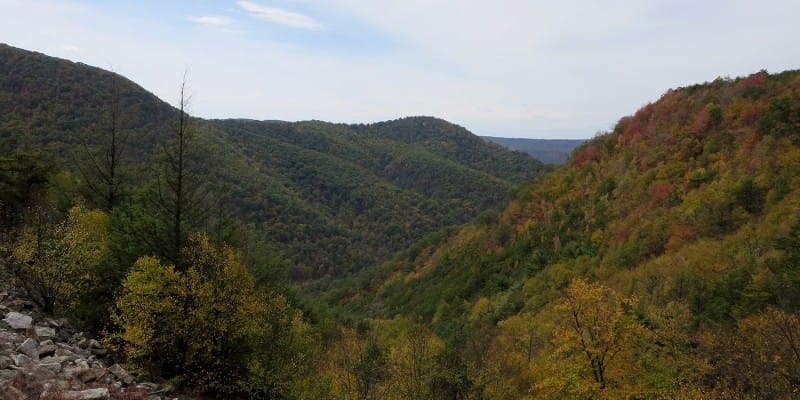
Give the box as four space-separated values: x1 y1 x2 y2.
3 311 32 330
13 353 32 367
38 343 57 357
40 361 62 373
63 365 90 379
90 346 108 356
0 368 18 380
0 355 12 369
39 355 69 368
61 387 110 400
108 363 134 386
77 367 108 383
16 337 39 359
35 325 57 339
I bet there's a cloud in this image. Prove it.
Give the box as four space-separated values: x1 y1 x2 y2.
61 44 80 52
236 1 324 31
188 15 233 27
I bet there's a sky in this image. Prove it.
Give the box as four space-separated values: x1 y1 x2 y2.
1 1 799 139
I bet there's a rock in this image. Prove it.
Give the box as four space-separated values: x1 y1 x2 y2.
46 318 65 328
35 325 57 339
61 387 110 400
40 361 62 373
77 367 108 383
90 347 108 356
3 311 32 330
13 353 32 367
0 368 18 380
56 346 80 361
38 343 57 357
6 299 32 312
0 355 12 369
16 337 39 359
108 363 135 386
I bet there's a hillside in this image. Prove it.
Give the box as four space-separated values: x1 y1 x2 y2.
0 43 541 279
483 137 586 164
327 70 800 398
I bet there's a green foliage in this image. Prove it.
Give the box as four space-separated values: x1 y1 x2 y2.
0 44 541 279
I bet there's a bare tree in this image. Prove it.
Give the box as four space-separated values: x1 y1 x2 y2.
77 73 131 212
151 72 207 267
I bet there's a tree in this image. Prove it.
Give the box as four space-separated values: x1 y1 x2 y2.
113 233 312 397
702 308 800 398
534 279 644 399
154 73 205 267
0 152 51 233
7 204 108 313
77 75 131 212
389 325 443 400
325 327 389 400
121 73 207 268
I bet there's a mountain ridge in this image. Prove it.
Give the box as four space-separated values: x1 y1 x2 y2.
324 68 800 398
483 136 587 164
0 43 542 279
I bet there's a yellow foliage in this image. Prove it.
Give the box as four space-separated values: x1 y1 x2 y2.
533 279 645 399
9 204 108 312
113 233 312 397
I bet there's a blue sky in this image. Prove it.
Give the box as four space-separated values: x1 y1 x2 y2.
1 0 799 138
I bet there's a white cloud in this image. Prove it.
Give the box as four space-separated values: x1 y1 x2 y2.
188 15 232 27
236 1 323 30
61 44 80 52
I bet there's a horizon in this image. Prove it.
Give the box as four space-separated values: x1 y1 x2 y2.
1 0 798 139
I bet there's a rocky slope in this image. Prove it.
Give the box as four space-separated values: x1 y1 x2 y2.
0 289 175 399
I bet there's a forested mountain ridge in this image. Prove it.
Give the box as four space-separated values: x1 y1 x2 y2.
324 69 800 398
0 43 541 279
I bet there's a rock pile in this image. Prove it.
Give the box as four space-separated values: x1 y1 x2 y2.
0 291 177 400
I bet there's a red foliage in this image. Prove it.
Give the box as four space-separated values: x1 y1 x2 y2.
741 71 768 90
621 104 658 145
615 226 629 243
573 144 599 169
649 183 673 207
690 110 709 135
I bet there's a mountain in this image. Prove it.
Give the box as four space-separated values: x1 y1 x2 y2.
328 70 800 398
0 43 542 279
483 136 586 164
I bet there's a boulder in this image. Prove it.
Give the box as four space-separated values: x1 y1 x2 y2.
13 353 32 367
0 355 12 369
61 388 110 400
38 343 57 357
3 312 32 330
77 367 108 383
16 337 39 359
39 361 62 373
35 325 57 339
108 363 134 386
